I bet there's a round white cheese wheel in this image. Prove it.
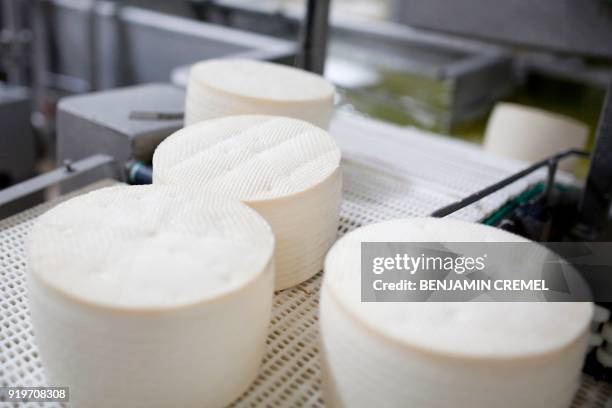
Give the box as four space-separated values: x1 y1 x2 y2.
184 59 335 129
320 217 592 408
483 102 588 172
27 185 275 408
153 115 342 290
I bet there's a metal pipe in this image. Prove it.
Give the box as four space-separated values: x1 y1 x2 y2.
430 149 590 218
29 0 51 113
126 161 152 185
0 154 117 218
2 0 26 84
578 81 612 232
544 159 558 208
295 0 330 74
86 0 98 91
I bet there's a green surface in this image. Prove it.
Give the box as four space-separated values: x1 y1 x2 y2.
341 69 606 178
454 75 605 177
340 69 453 133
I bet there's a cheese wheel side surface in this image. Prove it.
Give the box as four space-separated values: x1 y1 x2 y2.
184 86 334 129
153 115 342 289
320 217 592 408
27 185 275 408
483 103 589 172
320 285 587 408
185 59 335 129
189 59 335 102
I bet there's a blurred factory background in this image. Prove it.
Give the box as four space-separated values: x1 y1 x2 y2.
0 0 611 187
2 0 612 395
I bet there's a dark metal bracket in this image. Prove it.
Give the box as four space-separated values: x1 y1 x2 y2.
296 0 331 74
578 81 612 231
430 149 590 218
0 154 118 219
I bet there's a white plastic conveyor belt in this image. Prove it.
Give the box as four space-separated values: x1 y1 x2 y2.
0 113 610 407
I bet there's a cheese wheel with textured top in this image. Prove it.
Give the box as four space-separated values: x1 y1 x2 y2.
153 115 342 290
320 217 592 408
27 185 275 408
184 58 335 129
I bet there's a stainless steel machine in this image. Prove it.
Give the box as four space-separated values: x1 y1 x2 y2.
55 83 184 190
0 0 517 163
0 0 298 185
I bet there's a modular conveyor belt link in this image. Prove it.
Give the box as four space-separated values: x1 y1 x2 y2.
2 173 612 406
2 113 612 405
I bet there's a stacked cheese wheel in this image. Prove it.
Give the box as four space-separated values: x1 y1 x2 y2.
27 185 275 408
320 217 592 408
153 115 342 290
184 59 336 129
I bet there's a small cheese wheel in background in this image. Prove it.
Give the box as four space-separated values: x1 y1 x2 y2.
185 59 335 129
483 102 588 172
320 217 592 408
27 185 274 408
153 115 342 290
597 344 612 367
